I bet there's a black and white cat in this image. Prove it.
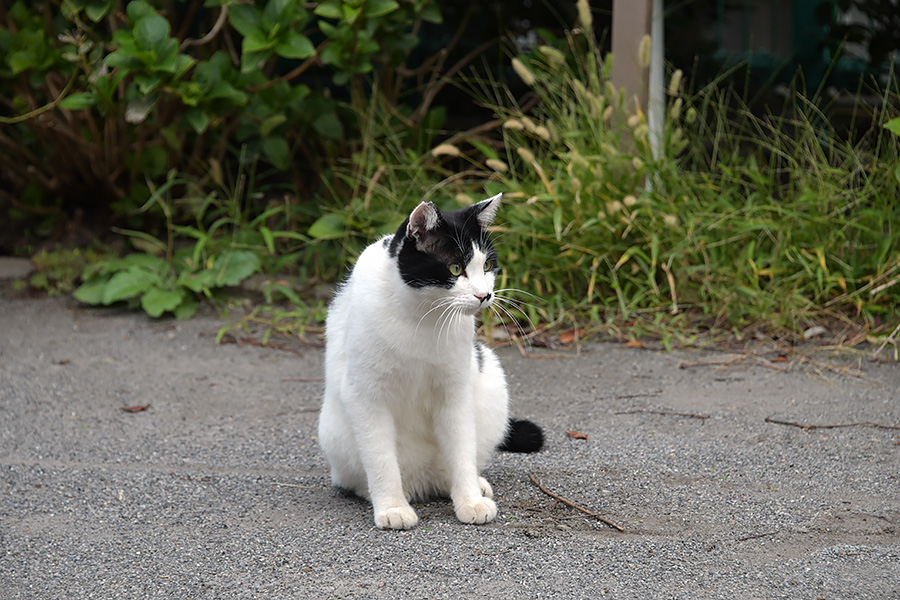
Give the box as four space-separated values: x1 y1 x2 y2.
318 193 542 530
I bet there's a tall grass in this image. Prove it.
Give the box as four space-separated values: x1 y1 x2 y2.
468 29 900 342
309 25 900 346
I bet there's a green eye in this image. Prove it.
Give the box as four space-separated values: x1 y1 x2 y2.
449 263 463 276
483 259 495 272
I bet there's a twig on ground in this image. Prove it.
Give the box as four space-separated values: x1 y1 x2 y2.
217 332 303 355
616 408 710 420
613 389 663 400
282 377 324 383
512 334 579 359
679 358 786 372
268 481 326 490
527 474 624 532
873 321 900 361
765 417 900 432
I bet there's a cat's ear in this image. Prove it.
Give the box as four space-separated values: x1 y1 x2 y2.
472 193 502 227
407 201 441 242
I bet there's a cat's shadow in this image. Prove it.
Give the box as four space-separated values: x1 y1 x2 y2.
332 488 452 528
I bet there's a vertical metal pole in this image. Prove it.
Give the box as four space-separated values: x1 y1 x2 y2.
648 0 665 165
610 0 652 116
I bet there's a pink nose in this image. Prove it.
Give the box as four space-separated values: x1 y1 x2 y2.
474 292 491 303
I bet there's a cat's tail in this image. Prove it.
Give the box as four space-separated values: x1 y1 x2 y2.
498 419 544 453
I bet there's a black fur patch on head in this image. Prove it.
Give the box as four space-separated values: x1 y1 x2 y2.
390 203 498 289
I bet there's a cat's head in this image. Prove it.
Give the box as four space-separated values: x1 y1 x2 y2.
388 193 502 315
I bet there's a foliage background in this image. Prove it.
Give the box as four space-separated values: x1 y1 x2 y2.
2 0 899 351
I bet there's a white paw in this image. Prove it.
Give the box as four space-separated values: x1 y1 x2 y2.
478 476 494 499
374 505 419 530
455 497 498 525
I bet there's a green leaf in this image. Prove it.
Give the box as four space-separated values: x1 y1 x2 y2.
73 278 109 305
211 250 261 286
260 226 275 254
262 136 290 170
308 213 345 240
260 114 287 136
363 0 399 18
59 92 98 111
173 54 195 78
228 4 263 39
342 5 361 23
178 270 216 293
85 0 114 22
135 14 170 52
115 228 167 255
884 117 900 138
276 32 315 59
101 267 157 305
185 107 210 134
174 296 199 319
312 112 343 140
243 32 277 53
141 286 185 317
314 1 342 19
125 93 157 124
552 206 563 241
418 2 442 24
262 0 293 29
126 1 156 23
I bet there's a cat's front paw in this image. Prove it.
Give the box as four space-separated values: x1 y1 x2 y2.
478 476 494 499
374 505 419 530
454 497 498 525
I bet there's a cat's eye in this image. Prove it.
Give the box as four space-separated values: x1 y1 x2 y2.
449 263 463 276
483 259 494 272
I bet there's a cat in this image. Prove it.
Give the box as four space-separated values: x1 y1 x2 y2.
317 193 543 530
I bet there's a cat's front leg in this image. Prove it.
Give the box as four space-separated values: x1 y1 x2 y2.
344 386 418 530
435 390 498 525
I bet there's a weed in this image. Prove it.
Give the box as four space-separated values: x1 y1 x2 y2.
28 246 112 296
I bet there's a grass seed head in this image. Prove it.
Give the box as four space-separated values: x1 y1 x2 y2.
486 159 508 172
538 45 566 67
431 143 460 157
667 69 683 96
512 57 536 86
534 125 552 141
577 0 593 30
639 35 651 69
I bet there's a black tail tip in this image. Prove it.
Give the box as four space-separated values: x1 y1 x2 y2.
499 418 544 453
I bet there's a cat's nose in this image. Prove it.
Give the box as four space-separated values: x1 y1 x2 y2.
475 292 491 303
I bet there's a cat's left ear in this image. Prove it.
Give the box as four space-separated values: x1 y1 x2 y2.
472 193 502 228
407 201 441 243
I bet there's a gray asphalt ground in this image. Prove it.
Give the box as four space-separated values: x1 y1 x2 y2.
1 269 899 598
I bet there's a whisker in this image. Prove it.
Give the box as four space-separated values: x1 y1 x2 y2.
416 297 455 338
491 299 531 343
436 302 461 345
491 295 537 345
493 287 542 301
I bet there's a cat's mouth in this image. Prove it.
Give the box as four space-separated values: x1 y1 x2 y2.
463 294 493 315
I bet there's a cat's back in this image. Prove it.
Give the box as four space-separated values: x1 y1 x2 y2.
328 235 395 312
325 235 397 354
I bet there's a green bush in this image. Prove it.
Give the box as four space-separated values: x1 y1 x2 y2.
0 0 442 228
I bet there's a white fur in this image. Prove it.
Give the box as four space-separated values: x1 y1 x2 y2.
318 203 509 530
